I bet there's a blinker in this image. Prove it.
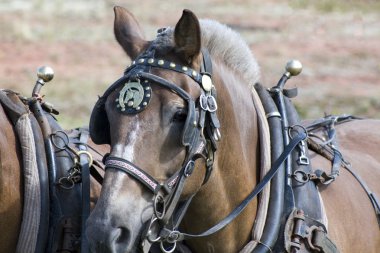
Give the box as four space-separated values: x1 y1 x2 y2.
116 79 152 114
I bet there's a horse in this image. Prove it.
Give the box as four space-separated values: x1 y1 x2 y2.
87 6 380 253
0 81 108 252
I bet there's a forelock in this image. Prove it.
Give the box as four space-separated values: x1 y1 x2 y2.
150 27 174 53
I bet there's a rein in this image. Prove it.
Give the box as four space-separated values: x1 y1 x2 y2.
159 131 307 243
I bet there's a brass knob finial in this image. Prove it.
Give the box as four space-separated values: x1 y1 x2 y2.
37 66 54 82
285 60 302 77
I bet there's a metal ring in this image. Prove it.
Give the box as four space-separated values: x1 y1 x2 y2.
51 130 69 150
77 150 93 167
184 160 195 177
288 124 308 140
292 170 310 184
199 94 208 111
206 95 218 112
146 218 162 243
160 241 176 253
58 177 75 190
167 231 181 244
154 194 166 220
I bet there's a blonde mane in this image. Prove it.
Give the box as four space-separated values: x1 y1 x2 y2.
199 20 268 250
200 19 261 85
154 19 260 85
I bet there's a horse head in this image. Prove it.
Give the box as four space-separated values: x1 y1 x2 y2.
87 7 222 252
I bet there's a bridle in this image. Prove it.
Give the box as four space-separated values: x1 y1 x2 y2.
101 39 221 252
98 37 308 253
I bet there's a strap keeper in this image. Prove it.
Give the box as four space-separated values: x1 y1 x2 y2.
266 111 281 119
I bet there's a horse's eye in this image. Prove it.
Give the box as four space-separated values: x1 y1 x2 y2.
172 109 187 123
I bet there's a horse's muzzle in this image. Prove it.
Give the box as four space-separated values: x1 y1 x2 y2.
87 219 134 253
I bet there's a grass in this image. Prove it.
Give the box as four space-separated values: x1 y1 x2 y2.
295 95 380 120
1 0 379 128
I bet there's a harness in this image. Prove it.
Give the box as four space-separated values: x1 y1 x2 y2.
89 36 379 253
94 37 310 252
254 75 380 252
1 71 105 253
305 115 380 226
253 68 340 253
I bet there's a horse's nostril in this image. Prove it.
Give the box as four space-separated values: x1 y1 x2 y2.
115 227 131 245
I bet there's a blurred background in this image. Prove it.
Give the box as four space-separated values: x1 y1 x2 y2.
1 0 379 129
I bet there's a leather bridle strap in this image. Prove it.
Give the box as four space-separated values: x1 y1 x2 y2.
159 130 307 242
137 72 194 103
105 157 161 193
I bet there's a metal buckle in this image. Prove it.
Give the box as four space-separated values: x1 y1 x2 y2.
306 225 325 251
57 165 82 189
298 140 310 165
288 125 310 166
298 155 310 165
200 94 218 112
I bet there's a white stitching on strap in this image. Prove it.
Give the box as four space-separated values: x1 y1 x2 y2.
106 160 158 191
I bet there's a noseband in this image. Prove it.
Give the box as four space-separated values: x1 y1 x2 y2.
100 42 221 252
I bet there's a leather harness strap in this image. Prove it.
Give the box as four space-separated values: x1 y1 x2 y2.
305 115 357 185
160 130 307 242
306 115 380 226
78 129 91 253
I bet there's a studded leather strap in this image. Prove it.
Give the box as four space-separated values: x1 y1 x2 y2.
126 57 202 84
105 156 161 193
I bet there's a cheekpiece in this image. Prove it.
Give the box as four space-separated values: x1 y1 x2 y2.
116 79 151 114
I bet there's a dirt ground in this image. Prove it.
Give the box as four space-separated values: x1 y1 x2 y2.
1 0 379 129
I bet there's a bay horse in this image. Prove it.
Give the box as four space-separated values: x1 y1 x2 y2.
0 80 108 252
87 6 380 253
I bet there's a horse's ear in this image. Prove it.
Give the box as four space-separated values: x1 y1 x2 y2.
114 6 147 59
174 9 201 63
